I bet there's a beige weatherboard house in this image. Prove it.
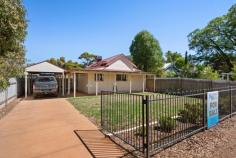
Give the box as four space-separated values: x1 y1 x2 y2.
24 54 154 97
78 54 147 95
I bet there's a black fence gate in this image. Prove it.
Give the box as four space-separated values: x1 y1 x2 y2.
101 87 236 157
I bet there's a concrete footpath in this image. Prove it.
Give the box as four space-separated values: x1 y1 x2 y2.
0 98 123 158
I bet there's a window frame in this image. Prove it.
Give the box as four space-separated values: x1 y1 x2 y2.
116 74 127 81
94 73 104 81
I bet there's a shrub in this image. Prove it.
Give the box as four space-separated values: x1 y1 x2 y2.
219 95 230 115
159 116 176 132
135 126 147 136
178 103 202 124
199 66 219 80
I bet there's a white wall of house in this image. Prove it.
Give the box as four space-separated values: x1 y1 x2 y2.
116 75 130 92
77 73 88 93
87 73 114 94
130 75 145 92
85 72 145 94
106 60 131 71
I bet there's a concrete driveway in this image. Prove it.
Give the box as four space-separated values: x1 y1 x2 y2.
0 98 123 158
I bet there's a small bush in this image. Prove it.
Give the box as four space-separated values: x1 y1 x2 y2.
159 116 176 132
135 126 147 136
219 96 230 115
178 103 202 124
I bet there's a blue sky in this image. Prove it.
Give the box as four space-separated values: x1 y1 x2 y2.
24 0 235 63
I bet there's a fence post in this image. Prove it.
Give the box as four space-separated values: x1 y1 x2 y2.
230 87 232 117
142 95 150 158
142 96 145 154
203 89 206 130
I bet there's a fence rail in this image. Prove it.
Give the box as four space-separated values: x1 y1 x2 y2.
146 78 236 92
101 86 236 157
0 78 17 108
0 78 19 119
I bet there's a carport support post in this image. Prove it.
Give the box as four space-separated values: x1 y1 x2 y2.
62 73 65 96
24 72 28 98
153 75 156 92
114 74 117 93
95 73 98 96
142 75 145 93
68 74 70 95
73 72 76 98
129 74 132 94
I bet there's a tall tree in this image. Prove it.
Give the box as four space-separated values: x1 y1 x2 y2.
165 51 185 70
188 4 236 73
130 30 163 73
78 52 96 67
165 51 182 63
0 0 27 89
48 57 82 70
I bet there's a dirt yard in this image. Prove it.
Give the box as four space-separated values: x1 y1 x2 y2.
155 115 236 158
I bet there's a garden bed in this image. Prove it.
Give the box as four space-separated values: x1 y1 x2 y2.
155 115 236 158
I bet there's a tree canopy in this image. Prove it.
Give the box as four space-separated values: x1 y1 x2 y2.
199 66 220 80
165 51 185 69
130 30 163 73
78 52 97 67
232 64 236 80
188 4 236 73
0 0 27 89
165 51 183 63
48 57 82 70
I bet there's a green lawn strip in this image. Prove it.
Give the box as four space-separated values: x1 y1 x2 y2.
67 95 101 125
68 93 202 130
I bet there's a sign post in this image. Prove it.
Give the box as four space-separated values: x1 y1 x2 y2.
207 91 219 128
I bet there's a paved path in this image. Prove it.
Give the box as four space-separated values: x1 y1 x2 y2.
0 98 123 158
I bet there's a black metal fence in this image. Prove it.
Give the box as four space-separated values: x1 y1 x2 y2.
101 87 236 157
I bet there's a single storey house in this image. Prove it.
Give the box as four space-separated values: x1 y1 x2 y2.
79 54 145 94
25 54 154 97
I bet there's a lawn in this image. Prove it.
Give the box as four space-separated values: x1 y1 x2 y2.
68 95 101 125
68 93 203 129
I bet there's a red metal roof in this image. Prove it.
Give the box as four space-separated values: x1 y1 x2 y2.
85 54 141 72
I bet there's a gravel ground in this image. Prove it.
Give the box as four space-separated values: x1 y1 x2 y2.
155 116 236 158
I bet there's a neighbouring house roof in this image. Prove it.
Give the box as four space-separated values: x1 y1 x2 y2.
85 54 142 73
163 62 180 72
26 61 65 73
163 63 172 70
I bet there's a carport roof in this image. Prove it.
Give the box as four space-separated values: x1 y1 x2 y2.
25 61 65 73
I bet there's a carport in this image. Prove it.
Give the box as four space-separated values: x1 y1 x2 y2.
25 61 91 98
25 61 66 98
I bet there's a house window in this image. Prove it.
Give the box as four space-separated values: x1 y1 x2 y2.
94 74 103 81
116 74 127 81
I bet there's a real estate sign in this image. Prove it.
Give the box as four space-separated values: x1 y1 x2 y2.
207 91 219 128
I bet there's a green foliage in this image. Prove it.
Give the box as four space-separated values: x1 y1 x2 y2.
232 64 236 80
79 52 97 67
165 51 183 64
48 57 82 70
164 51 196 78
219 95 230 115
188 4 236 73
163 70 177 78
178 103 202 124
64 60 82 70
199 66 220 80
0 0 27 90
130 30 163 74
159 116 176 132
136 126 147 136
